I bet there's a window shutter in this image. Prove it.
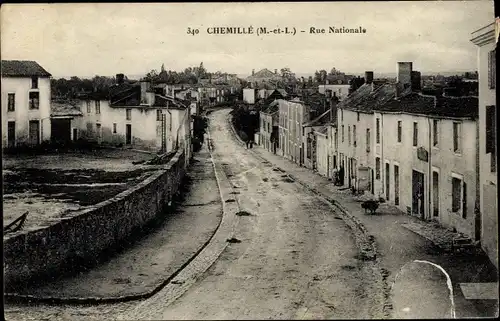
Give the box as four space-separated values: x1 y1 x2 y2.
462 181 467 219
486 106 495 154
488 51 492 89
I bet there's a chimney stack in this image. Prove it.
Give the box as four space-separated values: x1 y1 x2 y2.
116 73 125 84
275 69 278 75
397 62 413 90
364 71 374 84
411 71 422 91
140 80 153 105
252 69 255 76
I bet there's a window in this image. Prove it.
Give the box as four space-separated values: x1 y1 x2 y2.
348 125 351 146
341 125 344 142
453 122 461 153
486 105 496 172
433 119 439 147
488 49 496 89
157 109 162 121
86 101 91 113
366 128 371 152
31 77 38 89
452 176 465 215
397 120 402 143
334 130 338 150
29 92 39 109
413 122 418 147
126 109 132 120
95 101 100 114
357 112 360 121
353 125 357 147
7 93 15 111
113 123 117 134
341 109 344 121
375 157 381 180
376 118 380 143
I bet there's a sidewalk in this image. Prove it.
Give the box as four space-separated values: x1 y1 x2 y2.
247 143 498 318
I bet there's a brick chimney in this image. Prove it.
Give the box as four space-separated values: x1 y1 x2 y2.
116 73 125 84
364 71 374 84
397 62 413 90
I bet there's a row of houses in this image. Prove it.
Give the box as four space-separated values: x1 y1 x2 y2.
256 22 497 268
1 62 194 162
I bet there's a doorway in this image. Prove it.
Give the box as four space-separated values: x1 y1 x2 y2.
96 124 102 144
126 124 132 145
432 171 439 218
370 168 374 194
29 120 40 146
385 163 390 201
394 165 400 205
73 128 78 141
7 121 15 148
412 170 425 219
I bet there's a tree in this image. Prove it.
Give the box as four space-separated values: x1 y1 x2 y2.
314 70 327 83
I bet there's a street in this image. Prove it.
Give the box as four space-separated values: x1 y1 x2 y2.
4 109 383 320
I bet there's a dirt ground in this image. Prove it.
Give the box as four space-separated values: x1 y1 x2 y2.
2 149 156 231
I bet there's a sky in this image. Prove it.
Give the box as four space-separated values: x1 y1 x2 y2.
1 1 495 79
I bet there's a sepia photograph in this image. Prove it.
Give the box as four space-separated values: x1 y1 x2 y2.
1 1 498 319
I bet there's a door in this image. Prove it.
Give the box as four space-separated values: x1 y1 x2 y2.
394 165 400 205
29 120 40 146
7 121 15 148
385 163 390 201
126 124 132 145
96 124 102 144
73 128 78 141
370 168 375 194
412 170 425 219
432 171 439 218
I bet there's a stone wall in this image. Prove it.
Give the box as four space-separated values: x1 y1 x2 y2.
3 149 186 289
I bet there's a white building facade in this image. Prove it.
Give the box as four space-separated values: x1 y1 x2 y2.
471 22 497 268
2 60 52 148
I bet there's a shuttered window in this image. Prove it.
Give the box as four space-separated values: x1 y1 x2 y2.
486 105 496 172
452 177 461 213
488 50 496 89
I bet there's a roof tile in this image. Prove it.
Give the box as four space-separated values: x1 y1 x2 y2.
1 60 52 77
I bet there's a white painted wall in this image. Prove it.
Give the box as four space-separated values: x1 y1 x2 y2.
2 76 51 146
475 26 498 268
243 88 256 104
376 111 477 238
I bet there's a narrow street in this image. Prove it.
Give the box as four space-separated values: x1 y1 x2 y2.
4 108 382 320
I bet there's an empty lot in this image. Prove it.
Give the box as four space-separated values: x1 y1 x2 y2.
3 149 158 231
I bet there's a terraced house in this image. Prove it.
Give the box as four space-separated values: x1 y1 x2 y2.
471 21 497 268
74 74 191 159
374 93 479 242
259 100 279 153
336 70 398 194
1 60 52 148
278 98 311 164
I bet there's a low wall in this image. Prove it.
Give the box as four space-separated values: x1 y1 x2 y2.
3 149 187 290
